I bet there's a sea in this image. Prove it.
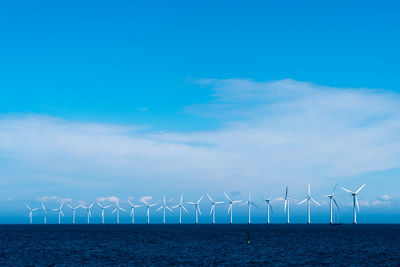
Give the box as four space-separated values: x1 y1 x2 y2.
0 224 398 266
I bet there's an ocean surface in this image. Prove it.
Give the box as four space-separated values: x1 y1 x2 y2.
0 224 399 266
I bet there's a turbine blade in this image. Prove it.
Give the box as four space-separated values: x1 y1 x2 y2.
284 199 287 212
128 199 133 207
207 193 213 202
224 192 231 201
67 204 73 209
182 205 189 213
26 204 31 210
298 199 307 205
112 208 117 214
355 196 360 212
311 198 321 206
172 204 179 209
120 208 127 212
166 206 173 212
60 210 64 216
308 183 310 196
156 206 163 211
104 205 111 209
215 201 224 204
197 195 204 204
285 186 288 198
331 183 338 195
130 209 133 216
180 194 183 204
187 202 196 205
341 187 353 194
197 206 202 215
356 183 366 194
210 205 214 215
227 204 231 214
333 198 340 210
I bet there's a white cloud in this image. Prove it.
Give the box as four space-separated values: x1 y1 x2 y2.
1 79 400 199
372 200 391 206
37 196 72 203
140 196 153 203
96 196 119 203
378 194 392 201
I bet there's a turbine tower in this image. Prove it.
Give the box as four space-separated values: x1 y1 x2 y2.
263 197 273 224
127 200 142 224
241 193 257 224
26 204 38 224
207 193 224 224
82 202 94 224
187 195 203 224
156 196 173 224
224 192 242 224
67 204 81 224
142 199 158 224
112 200 126 224
172 195 189 224
52 202 64 224
342 183 366 224
322 183 340 224
41 203 47 224
283 186 291 224
97 202 111 224
298 183 320 224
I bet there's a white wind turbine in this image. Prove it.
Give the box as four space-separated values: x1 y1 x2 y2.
82 202 94 224
156 196 173 224
112 200 126 224
241 193 257 224
263 197 273 224
224 192 242 224
207 193 224 224
298 183 320 224
322 183 340 224
342 183 366 224
52 202 65 224
26 204 39 224
172 195 189 224
67 204 81 224
187 195 203 224
127 200 142 224
283 186 291 224
97 202 111 224
41 203 47 224
142 199 159 224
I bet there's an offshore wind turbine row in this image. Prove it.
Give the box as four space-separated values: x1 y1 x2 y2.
25 183 366 225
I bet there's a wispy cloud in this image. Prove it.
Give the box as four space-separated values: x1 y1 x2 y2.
1 79 400 200
96 196 119 203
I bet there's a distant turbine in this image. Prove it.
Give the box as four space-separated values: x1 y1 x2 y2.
283 186 291 224
263 197 273 224
127 200 142 224
224 192 242 224
82 202 94 224
322 183 340 224
187 195 203 224
172 195 189 224
207 193 224 224
97 202 111 224
26 204 39 224
41 203 47 224
156 196 173 224
342 183 366 224
112 200 126 224
67 204 81 224
241 193 257 224
142 199 159 224
298 183 320 224
52 202 65 224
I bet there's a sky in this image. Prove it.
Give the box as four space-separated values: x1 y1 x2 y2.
1 0 400 223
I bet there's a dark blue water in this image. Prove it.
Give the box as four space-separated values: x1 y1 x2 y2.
0 224 399 266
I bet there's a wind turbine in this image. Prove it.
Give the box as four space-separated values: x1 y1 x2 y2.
127 200 142 224
187 195 203 224
224 192 242 224
142 199 159 224
81 202 94 224
342 183 366 224
156 196 173 224
26 204 38 224
322 183 340 224
41 203 47 224
263 197 273 224
207 193 224 224
241 193 257 224
97 202 111 224
172 195 189 224
112 200 126 224
298 183 320 224
52 202 65 224
283 186 291 224
67 204 81 224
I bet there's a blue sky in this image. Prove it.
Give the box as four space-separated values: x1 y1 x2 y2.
1 0 400 223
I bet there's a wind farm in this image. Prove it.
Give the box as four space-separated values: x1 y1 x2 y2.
19 183 372 225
